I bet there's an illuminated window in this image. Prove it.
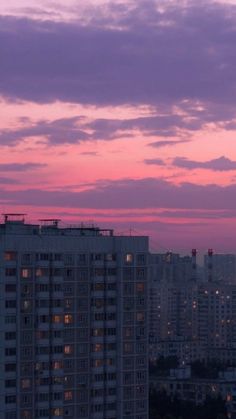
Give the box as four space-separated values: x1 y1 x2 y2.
106 253 116 261
93 359 103 367
53 361 63 370
136 312 145 322
125 253 133 263
52 408 63 416
52 315 62 323
92 328 103 337
64 391 73 401
21 379 31 389
64 314 73 324
23 300 31 310
4 251 17 261
93 344 103 352
36 268 48 277
136 283 145 292
21 268 31 279
64 345 73 355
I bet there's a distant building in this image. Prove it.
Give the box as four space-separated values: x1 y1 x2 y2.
0 215 149 419
149 251 236 365
204 251 236 283
150 366 236 418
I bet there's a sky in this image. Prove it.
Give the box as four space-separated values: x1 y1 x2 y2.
1 0 236 254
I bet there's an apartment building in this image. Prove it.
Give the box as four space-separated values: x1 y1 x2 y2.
0 215 149 419
149 252 236 364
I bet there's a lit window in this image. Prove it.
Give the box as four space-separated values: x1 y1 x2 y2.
52 408 63 416
53 361 63 370
93 344 103 352
4 252 17 261
52 315 62 323
136 312 145 322
64 314 73 324
64 345 73 355
23 300 31 310
21 268 31 279
125 253 133 263
64 391 73 401
21 379 31 389
94 359 103 367
36 268 48 277
136 283 145 292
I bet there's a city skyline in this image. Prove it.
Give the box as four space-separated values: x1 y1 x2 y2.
1 0 236 252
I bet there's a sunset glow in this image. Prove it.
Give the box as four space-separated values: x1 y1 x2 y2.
1 0 236 252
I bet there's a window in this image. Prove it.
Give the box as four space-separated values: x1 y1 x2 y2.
77 254 87 265
39 253 50 261
52 361 63 370
92 344 103 352
54 253 62 261
4 252 17 261
136 283 145 293
36 268 48 277
64 254 74 265
21 268 31 279
5 300 16 309
5 315 16 324
136 254 146 265
64 391 73 401
106 253 116 261
5 268 16 277
52 408 63 416
64 345 73 355
124 343 133 354
21 379 31 389
5 379 16 388
64 314 73 324
52 315 63 323
5 363 16 372
5 395 16 404
136 312 145 322
5 284 16 293
125 253 133 263
5 348 16 356
36 283 49 292
5 332 16 340
21 253 32 264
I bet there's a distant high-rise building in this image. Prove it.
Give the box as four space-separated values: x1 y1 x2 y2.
204 252 236 283
0 215 149 419
149 251 236 364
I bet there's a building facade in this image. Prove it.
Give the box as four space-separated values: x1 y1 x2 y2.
0 216 149 419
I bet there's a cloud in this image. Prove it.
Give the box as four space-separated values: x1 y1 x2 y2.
172 156 236 171
148 139 189 148
0 113 197 146
0 117 89 146
143 158 166 166
0 0 236 125
0 177 21 184
1 177 236 210
0 162 47 171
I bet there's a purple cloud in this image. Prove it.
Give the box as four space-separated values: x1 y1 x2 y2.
0 0 236 122
1 178 236 210
0 114 196 146
0 177 21 184
0 117 89 146
173 156 236 171
0 162 47 171
143 158 165 166
148 140 189 148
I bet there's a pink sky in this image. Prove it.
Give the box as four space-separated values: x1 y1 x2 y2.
1 0 236 253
